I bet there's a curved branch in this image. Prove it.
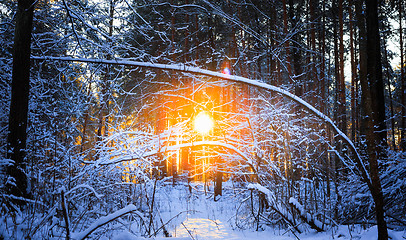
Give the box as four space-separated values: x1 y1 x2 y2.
71 204 141 240
31 56 371 188
94 140 259 181
62 0 87 57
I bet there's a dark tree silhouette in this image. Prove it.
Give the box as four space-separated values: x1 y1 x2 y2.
6 0 36 204
364 0 389 238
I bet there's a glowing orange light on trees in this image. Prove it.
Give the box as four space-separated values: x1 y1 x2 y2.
194 111 214 135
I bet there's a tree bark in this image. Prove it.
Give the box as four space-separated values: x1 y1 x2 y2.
6 0 36 204
214 166 222 199
338 0 347 134
282 0 292 81
349 0 357 143
399 0 406 151
366 0 387 148
96 0 114 145
332 1 343 217
320 1 327 114
309 0 317 103
356 0 389 239
289 0 303 97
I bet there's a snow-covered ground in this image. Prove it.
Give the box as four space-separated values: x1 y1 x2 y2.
107 182 406 240
1 180 404 239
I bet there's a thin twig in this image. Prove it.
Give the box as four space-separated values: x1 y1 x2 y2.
150 210 196 237
181 222 196 240
62 0 87 57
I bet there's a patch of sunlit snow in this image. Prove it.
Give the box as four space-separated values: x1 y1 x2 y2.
173 218 239 240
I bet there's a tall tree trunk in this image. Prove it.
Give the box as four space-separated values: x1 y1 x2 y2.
399 0 406 150
289 0 303 97
383 46 397 151
268 1 277 84
356 0 389 239
319 0 331 201
214 158 223 199
184 0 190 62
282 0 292 82
208 14 216 71
6 0 36 204
332 0 342 219
96 0 114 144
194 11 199 64
366 0 387 148
80 82 93 153
320 1 326 115
349 0 358 143
338 0 347 134
309 0 317 103
170 0 176 183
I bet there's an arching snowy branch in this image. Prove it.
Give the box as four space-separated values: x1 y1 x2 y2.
94 140 258 179
31 55 371 188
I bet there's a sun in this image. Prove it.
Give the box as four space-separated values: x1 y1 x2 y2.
194 111 214 135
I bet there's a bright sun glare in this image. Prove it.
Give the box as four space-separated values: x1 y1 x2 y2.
194 112 214 135
222 67 230 75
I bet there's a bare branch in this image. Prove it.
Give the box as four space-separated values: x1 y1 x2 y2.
31 55 371 189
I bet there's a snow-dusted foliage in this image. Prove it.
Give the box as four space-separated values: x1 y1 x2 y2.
0 0 13 159
1 0 406 239
340 150 406 227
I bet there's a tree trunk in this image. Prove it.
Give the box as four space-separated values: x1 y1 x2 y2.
338 0 347 134
268 1 277 84
96 0 114 145
6 0 36 204
309 0 317 103
382 39 397 150
320 1 327 114
214 166 222 199
289 0 303 97
366 0 387 148
282 0 292 81
349 0 357 143
356 0 389 239
332 1 343 218
366 2 388 238
184 0 190 62
399 0 406 151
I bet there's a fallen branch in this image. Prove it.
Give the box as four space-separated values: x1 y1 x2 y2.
181 222 196 240
71 204 140 240
247 184 302 233
289 197 324 232
150 210 194 237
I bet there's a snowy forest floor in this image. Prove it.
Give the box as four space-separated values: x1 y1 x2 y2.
109 182 406 240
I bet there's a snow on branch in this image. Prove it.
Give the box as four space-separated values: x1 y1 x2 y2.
247 183 302 233
63 184 103 199
71 204 142 240
93 140 258 178
31 56 371 188
289 197 324 232
247 183 275 205
0 158 14 167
